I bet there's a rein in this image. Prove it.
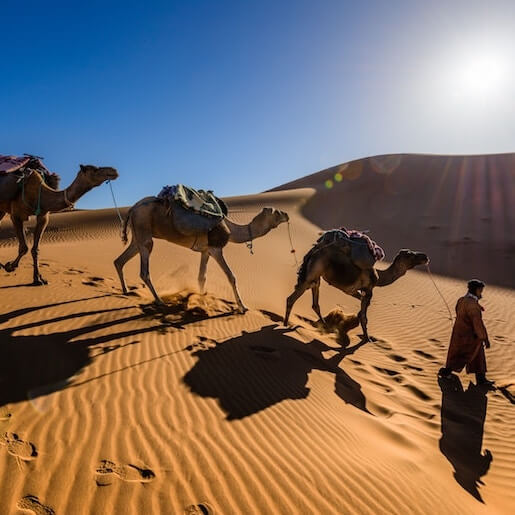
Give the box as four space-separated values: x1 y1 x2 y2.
287 221 298 266
246 225 254 254
107 179 124 238
425 263 454 323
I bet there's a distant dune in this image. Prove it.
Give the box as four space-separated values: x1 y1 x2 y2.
1 154 514 514
272 153 515 288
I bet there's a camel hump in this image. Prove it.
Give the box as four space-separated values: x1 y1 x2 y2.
315 229 384 270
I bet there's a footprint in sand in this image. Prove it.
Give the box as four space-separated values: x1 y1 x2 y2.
373 366 400 377
17 495 54 515
185 502 214 514
414 350 436 360
388 354 407 363
0 432 37 461
82 276 105 287
95 460 155 486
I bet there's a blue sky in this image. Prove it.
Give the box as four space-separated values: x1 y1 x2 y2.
2 1 514 208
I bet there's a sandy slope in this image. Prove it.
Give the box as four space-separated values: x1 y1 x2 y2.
1 154 514 514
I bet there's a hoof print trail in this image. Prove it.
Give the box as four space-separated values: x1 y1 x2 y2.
185 502 214 514
95 460 155 486
17 495 54 515
0 432 37 461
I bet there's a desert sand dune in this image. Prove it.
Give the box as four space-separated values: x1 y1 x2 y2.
1 154 514 514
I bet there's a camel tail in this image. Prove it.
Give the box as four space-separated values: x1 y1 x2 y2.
121 208 132 245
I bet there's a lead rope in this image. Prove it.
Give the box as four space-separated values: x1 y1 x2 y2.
425 263 454 324
287 221 298 266
246 225 254 254
107 180 124 238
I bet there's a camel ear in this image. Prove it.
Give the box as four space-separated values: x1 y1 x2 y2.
79 164 85 171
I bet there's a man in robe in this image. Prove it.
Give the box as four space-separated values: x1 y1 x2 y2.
438 279 494 387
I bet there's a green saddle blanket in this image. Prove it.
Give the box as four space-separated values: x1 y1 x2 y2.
157 184 228 237
158 184 227 218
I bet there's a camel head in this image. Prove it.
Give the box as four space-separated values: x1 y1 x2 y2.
258 207 289 228
394 249 429 270
78 164 119 188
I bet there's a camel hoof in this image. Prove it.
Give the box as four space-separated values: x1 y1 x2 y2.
4 262 17 273
237 306 248 314
32 277 48 286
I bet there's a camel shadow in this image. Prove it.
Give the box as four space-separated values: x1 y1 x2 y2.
183 324 370 420
0 295 230 407
438 375 493 503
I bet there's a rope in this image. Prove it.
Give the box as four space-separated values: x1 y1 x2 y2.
287 221 298 266
246 225 254 254
425 263 454 323
107 180 124 237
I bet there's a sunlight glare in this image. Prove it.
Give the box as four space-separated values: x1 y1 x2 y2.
454 53 505 97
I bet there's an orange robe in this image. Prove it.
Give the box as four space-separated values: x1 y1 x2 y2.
445 295 488 374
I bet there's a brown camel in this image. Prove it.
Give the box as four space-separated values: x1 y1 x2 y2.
0 165 119 284
284 232 429 339
114 197 289 312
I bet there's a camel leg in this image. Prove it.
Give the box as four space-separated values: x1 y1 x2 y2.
311 279 325 323
31 213 49 285
114 238 139 294
198 251 209 294
358 290 373 341
208 247 247 313
4 216 28 273
284 281 311 325
0 211 4 269
138 239 164 304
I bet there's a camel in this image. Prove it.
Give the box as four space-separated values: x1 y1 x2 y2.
0 165 119 284
284 232 429 340
114 197 289 312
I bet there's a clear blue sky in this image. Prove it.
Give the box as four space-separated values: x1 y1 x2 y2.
2 1 514 208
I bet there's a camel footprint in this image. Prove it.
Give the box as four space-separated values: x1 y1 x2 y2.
95 459 155 486
17 495 54 515
0 432 37 461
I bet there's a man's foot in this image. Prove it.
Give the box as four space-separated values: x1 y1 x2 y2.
477 377 495 388
438 367 452 379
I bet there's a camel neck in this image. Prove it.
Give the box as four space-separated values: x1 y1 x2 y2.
376 260 408 287
38 175 91 212
226 213 274 243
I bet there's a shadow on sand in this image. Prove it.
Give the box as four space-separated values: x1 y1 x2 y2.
183 323 371 420
438 375 493 502
0 294 236 407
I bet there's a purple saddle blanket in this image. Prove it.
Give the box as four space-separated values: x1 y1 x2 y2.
0 155 49 174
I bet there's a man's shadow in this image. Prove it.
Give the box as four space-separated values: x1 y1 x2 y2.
438 375 493 502
183 324 370 420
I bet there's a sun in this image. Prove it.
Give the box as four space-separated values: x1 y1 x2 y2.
454 53 505 98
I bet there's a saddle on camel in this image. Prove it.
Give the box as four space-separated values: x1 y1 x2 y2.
157 184 228 236
0 154 59 189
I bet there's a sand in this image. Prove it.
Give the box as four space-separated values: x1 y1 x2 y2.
1 153 514 514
